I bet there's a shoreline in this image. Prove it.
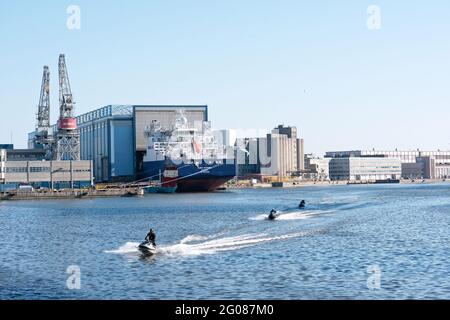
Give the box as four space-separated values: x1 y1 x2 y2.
0 188 144 201
229 178 450 189
1 179 448 201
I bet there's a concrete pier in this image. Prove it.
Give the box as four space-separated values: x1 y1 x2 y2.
0 188 143 201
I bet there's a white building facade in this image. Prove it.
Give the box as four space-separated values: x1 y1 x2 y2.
326 150 450 179
329 157 402 182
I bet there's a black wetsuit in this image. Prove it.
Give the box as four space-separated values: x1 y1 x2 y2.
146 230 156 246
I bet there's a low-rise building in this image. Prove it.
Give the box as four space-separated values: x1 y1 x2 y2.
6 149 46 161
328 156 402 182
0 149 93 192
304 155 330 180
402 156 450 179
326 150 450 180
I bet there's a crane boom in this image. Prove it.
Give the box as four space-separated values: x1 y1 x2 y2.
58 54 76 126
37 66 50 132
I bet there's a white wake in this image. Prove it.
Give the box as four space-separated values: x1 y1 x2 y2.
105 231 313 257
249 210 335 221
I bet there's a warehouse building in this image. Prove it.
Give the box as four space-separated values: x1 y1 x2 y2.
0 148 93 192
28 105 208 182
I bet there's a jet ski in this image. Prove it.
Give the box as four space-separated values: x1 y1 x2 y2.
138 240 157 255
268 209 281 220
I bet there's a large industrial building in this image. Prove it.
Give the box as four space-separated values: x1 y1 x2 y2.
29 105 208 182
325 150 450 179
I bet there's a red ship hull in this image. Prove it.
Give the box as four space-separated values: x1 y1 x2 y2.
176 177 233 192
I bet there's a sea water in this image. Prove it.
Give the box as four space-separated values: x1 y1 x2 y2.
1 183 450 299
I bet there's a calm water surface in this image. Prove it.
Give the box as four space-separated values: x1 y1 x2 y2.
1 184 450 299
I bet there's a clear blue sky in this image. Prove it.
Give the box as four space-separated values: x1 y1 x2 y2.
1 1 449 154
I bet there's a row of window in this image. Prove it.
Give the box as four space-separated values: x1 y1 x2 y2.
5 168 91 173
78 107 111 124
79 121 108 134
6 167 28 173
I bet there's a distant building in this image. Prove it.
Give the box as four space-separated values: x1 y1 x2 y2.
401 162 425 179
0 149 6 182
328 156 402 182
304 155 330 180
6 149 46 161
237 138 261 178
326 150 450 163
213 129 237 147
0 144 14 150
326 150 450 179
402 156 450 179
260 125 302 178
236 125 304 180
0 148 93 192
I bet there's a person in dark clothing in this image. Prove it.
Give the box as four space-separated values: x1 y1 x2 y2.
299 200 306 208
145 228 156 246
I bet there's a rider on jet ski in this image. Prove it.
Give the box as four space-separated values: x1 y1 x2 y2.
145 228 157 247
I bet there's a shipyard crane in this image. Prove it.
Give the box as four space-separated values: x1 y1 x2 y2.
54 54 80 161
37 66 50 133
35 66 54 159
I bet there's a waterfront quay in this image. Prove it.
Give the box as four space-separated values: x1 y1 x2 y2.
0 187 144 201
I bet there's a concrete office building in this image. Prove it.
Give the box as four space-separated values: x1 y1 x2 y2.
29 105 208 182
328 156 402 182
0 148 93 192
